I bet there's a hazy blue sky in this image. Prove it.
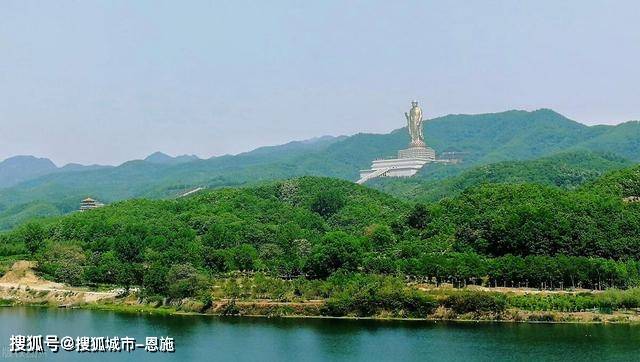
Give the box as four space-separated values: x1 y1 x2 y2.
1 1 638 165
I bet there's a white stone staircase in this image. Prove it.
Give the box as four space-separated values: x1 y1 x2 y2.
178 187 205 198
356 167 391 184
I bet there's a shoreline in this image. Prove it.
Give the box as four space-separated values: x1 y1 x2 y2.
3 298 640 325
3 261 640 325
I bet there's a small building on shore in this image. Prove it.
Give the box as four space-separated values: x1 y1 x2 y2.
79 197 104 212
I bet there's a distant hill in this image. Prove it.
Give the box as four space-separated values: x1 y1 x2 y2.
0 109 639 230
369 151 633 202
144 152 200 165
60 163 111 172
0 135 346 230
0 155 113 189
0 156 57 188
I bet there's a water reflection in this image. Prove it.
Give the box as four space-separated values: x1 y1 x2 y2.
1 308 640 361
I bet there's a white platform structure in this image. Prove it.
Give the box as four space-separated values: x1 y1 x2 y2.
357 146 447 184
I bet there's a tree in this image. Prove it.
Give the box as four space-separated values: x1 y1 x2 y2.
84 250 120 284
17 222 46 255
203 222 240 249
114 232 144 263
116 263 142 291
55 262 85 286
366 224 396 251
226 244 258 271
143 262 169 295
407 204 429 229
305 232 362 278
310 191 345 218
204 249 228 273
166 264 208 299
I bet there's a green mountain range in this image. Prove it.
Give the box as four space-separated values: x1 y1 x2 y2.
0 109 638 230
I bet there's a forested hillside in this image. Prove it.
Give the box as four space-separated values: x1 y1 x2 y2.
370 151 632 202
0 136 344 230
1 109 639 230
2 168 640 300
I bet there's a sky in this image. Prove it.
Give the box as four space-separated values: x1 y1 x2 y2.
0 1 639 166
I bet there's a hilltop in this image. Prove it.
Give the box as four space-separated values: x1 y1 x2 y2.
0 156 58 188
144 152 200 165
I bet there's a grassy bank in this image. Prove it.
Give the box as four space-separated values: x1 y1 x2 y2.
5 264 640 323
4 288 640 324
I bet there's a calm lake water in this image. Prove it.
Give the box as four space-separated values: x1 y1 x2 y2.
1 307 640 361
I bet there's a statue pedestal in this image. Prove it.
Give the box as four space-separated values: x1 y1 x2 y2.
398 146 435 160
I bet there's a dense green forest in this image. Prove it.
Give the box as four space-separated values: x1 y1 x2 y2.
1 109 639 230
2 164 640 304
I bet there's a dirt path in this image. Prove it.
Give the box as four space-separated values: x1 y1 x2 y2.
0 261 119 305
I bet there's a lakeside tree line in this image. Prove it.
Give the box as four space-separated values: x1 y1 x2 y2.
2 172 640 298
